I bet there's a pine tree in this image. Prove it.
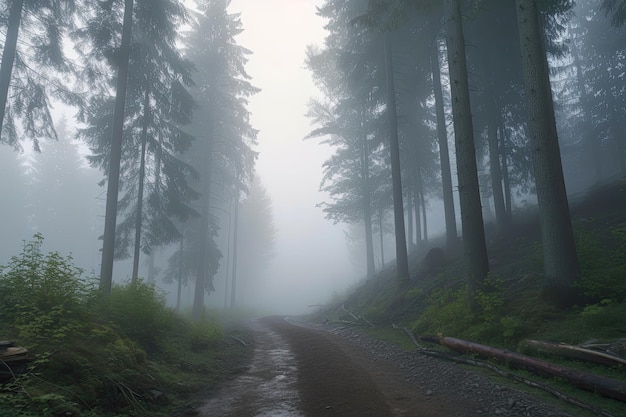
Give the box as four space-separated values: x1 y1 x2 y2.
516 0 579 305
184 0 258 319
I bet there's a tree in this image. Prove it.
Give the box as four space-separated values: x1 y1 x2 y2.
430 38 458 249
516 0 579 304
112 0 196 281
98 0 133 296
309 0 404 280
444 0 490 304
383 32 410 283
76 0 198 291
0 0 79 148
184 0 258 319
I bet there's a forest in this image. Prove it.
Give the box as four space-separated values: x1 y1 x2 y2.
0 0 625 416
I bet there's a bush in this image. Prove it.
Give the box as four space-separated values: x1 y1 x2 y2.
0 234 95 346
100 279 177 354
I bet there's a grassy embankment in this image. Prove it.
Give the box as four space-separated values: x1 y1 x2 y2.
318 179 626 415
0 235 252 417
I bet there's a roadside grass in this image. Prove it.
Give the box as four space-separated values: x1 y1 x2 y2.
317 180 626 413
0 235 251 417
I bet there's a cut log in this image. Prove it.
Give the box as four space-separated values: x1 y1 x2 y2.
424 335 626 403
521 339 626 368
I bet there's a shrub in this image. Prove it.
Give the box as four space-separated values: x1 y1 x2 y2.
99 279 176 354
0 234 95 346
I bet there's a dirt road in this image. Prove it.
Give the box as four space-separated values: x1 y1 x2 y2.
197 316 482 417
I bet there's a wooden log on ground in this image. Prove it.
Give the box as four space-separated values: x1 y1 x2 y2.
521 339 626 368
425 335 626 403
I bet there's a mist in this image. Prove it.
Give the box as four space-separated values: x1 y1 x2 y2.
1 0 624 320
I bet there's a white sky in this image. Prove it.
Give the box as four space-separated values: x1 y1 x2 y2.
227 0 358 313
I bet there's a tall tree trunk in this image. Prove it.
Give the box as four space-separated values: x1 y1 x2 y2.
498 123 513 225
431 39 458 249
223 200 232 309
0 0 24 137
147 132 164 284
132 82 151 282
418 168 428 242
230 186 240 308
100 0 134 296
407 184 414 247
378 205 385 267
487 88 507 234
413 179 422 248
176 227 183 312
445 0 490 305
516 0 579 303
361 121 376 278
192 133 213 320
383 33 410 284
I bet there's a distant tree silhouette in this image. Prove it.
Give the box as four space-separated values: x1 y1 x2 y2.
183 0 258 319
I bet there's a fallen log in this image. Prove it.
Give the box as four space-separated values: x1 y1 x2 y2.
521 339 626 368
403 329 616 417
422 334 626 403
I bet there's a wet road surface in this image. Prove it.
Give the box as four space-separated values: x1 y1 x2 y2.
197 320 304 417
197 316 476 417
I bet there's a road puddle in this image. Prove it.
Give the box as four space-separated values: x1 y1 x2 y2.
197 320 304 417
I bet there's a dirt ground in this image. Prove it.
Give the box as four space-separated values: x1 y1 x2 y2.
259 316 479 417
197 316 573 416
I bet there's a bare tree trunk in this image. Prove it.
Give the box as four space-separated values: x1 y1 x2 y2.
230 186 240 308
427 335 626 403
445 0 489 305
383 33 409 284
407 184 414 247
516 0 579 303
100 0 134 296
193 129 214 319
132 82 151 282
147 132 163 284
361 119 376 278
417 167 428 242
431 39 458 249
498 123 513 225
0 0 24 137
378 205 385 267
176 227 183 312
487 89 507 234
223 199 232 309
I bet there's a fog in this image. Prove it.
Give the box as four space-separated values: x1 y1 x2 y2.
0 0 365 316
1 0 621 317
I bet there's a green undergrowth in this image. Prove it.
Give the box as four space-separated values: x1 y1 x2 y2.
0 234 251 417
316 180 626 411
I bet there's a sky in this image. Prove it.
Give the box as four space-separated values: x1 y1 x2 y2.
225 0 359 313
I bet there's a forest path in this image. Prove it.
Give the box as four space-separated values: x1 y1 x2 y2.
197 316 475 417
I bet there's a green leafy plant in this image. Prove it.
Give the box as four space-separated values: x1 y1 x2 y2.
475 275 504 324
0 234 95 346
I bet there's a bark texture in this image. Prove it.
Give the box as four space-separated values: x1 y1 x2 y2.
100 0 134 295
444 0 489 302
383 33 409 284
516 0 579 301
0 0 24 137
431 39 458 248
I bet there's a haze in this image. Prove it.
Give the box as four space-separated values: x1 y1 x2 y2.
1 0 621 317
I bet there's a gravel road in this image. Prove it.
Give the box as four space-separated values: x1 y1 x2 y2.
197 316 579 417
